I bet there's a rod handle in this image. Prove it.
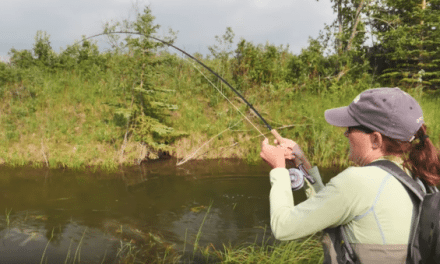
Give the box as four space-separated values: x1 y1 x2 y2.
270 129 284 144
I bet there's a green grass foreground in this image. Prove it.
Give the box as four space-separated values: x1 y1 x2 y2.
219 234 324 264
169 235 323 264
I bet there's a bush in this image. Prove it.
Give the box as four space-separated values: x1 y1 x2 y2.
232 39 291 90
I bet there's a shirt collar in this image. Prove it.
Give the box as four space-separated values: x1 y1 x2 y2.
373 155 412 177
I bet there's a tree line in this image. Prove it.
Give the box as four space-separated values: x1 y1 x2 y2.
323 0 440 89
3 1 440 89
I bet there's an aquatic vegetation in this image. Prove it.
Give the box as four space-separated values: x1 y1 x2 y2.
193 202 212 256
102 219 181 263
190 205 208 213
5 208 12 227
40 228 54 264
4 227 45 247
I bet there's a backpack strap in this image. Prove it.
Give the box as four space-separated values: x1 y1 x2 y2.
324 225 359 264
366 159 426 263
366 160 425 201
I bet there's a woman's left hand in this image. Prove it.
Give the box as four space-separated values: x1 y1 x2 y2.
260 138 286 169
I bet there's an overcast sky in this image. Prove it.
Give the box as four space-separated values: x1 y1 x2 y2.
1 0 335 62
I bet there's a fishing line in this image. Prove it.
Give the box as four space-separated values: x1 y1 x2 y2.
178 55 267 165
182 56 265 137
80 31 278 138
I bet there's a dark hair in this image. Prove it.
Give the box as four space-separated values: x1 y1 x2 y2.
381 124 440 186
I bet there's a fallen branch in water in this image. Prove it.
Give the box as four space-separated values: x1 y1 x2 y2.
176 120 242 166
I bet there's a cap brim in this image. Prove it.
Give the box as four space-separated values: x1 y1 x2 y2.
324 106 360 127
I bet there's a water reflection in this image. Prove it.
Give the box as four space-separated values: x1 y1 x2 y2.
0 211 119 263
0 159 340 262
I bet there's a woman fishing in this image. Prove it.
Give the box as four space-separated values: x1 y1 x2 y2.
260 87 440 263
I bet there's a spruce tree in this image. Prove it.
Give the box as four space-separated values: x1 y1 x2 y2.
370 0 440 89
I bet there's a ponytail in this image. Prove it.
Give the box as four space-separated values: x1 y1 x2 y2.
407 125 440 186
381 125 440 186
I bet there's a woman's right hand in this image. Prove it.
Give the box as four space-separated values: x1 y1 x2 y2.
260 138 286 169
275 137 312 171
274 138 298 160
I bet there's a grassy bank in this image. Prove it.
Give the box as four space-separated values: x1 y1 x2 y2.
1 62 440 170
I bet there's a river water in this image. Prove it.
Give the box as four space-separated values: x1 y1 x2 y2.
0 159 339 263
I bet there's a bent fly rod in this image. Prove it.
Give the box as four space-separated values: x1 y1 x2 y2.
81 31 284 142
81 31 315 182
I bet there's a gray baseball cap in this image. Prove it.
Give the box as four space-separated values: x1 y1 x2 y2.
324 87 424 142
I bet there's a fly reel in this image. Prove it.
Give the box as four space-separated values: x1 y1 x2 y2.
289 167 306 191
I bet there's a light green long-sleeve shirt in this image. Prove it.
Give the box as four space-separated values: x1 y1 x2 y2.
269 158 413 263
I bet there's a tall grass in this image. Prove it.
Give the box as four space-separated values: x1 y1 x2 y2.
220 234 323 264
0 69 128 170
